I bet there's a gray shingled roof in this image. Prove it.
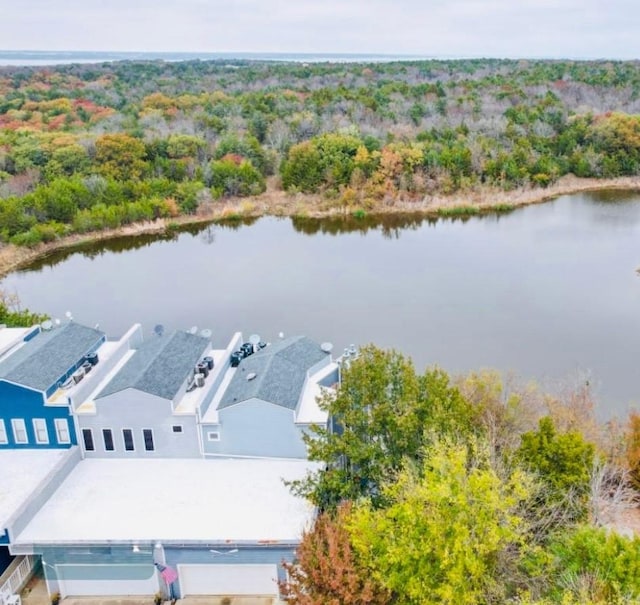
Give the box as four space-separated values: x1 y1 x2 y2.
0 322 104 392
219 336 329 410
97 330 209 401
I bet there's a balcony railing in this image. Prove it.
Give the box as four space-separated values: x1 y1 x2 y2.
0 555 37 605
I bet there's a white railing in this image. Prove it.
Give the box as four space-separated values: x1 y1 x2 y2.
0 555 37 605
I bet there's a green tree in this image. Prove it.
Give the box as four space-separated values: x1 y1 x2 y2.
0 290 47 327
348 440 532 605
210 156 266 198
517 416 595 493
95 133 148 181
545 526 640 602
281 133 362 193
295 345 477 509
516 416 595 522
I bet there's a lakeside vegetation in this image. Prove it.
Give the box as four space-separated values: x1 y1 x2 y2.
282 346 640 605
0 59 640 248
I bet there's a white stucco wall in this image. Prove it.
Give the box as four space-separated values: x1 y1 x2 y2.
77 389 200 458
202 398 307 459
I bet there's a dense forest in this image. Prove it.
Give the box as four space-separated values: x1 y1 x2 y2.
281 346 640 605
1 58 640 245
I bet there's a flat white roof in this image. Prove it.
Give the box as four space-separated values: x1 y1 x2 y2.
295 363 337 425
14 458 318 545
0 327 32 360
0 449 69 531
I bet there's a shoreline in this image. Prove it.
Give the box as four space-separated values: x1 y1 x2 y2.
1 174 639 280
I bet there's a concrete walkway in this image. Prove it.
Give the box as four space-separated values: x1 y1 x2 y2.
21 572 48 605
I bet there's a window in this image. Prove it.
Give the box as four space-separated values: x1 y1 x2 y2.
172 425 183 433
82 428 94 451
207 431 220 442
54 418 70 444
142 429 154 451
123 429 135 451
33 419 49 444
0 420 7 444
12 419 27 444
103 429 114 451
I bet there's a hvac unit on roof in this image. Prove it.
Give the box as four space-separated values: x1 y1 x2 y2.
195 373 205 388
72 367 85 384
196 362 209 378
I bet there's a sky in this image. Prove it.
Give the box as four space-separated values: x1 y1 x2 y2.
1 0 639 59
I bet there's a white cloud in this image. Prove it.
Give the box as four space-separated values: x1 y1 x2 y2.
1 0 639 58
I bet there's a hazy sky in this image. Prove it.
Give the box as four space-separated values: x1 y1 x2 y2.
2 0 639 59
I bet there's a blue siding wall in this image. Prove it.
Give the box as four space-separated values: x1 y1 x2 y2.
0 381 77 448
202 399 307 458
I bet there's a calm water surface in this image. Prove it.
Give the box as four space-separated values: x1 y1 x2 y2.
2 191 640 416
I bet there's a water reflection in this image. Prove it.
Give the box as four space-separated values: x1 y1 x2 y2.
20 218 261 273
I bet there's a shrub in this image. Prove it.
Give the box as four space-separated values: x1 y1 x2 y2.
210 157 266 198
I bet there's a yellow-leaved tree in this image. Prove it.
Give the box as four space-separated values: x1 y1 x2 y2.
347 439 533 605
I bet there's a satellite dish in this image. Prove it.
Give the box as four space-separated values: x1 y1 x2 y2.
249 334 260 345
41 320 53 331
200 328 212 339
154 324 165 337
278 332 284 339
65 311 73 321
188 326 198 335
321 342 333 353
54 318 61 326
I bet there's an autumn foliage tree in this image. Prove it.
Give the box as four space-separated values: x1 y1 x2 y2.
95 133 148 181
280 504 391 605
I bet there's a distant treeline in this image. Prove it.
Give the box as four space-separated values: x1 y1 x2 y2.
1 58 640 244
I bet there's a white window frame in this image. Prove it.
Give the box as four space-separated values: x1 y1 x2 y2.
54 418 71 444
11 419 28 444
122 428 135 452
82 428 95 451
102 428 115 452
0 420 7 444
207 431 220 442
33 418 49 444
142 428 155 451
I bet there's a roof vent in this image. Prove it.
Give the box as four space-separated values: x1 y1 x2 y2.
321 342 333 354
247 372 257 381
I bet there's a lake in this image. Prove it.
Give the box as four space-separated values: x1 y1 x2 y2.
2 190 639 417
